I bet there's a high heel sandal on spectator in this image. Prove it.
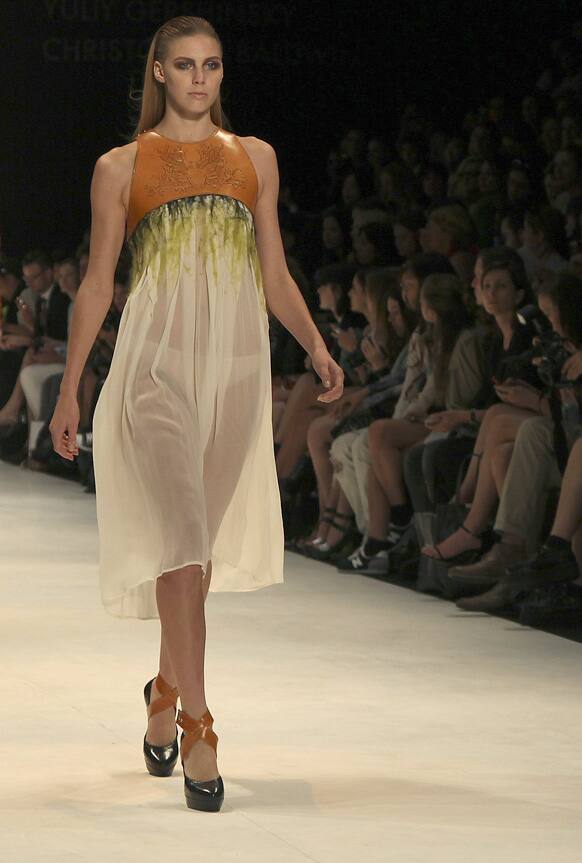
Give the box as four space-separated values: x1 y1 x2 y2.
143 672 179 777
421 523 483 565
291 507 343 553
306 512 358 561
176 707 224 812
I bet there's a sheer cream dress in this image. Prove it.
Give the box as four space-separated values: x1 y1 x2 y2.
92 128 284 619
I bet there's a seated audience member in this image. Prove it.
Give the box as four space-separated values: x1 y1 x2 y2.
509 434 582 625
411 247 537 510
319 205 352 267
423 274 582 585
327 253 455 546
393 208 425 262
551 146 582 215
420 203 479 286
274 263 365 484
518 204 570 287
339 272 486 572
353 221 397 267
0 256 29 407
304 268 408 558
18 257 79 433
0 250 70 428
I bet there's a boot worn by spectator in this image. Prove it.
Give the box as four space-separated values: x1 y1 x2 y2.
456 540 579 613
518 582 582 627
455 579 521 613
503 540 579 592
448 540 526 584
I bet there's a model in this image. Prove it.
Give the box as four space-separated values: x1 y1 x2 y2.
49 15 343 812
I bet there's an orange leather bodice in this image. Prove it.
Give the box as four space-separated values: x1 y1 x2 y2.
126 129 259 239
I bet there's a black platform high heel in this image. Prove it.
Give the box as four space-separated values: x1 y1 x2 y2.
176 706 224 812
143 672 179 777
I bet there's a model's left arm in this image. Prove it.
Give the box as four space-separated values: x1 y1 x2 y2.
252 139 344 404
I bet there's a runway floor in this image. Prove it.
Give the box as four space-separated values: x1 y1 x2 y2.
2 459 582 862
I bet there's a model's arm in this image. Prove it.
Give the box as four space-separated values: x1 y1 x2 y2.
50 150 127 460
252 139 343 404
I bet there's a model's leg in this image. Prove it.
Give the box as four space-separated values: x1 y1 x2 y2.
155 562 218 782
148 560 213 747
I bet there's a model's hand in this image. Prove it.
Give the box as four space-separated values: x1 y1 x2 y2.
311 347 344 403
49 392 80 460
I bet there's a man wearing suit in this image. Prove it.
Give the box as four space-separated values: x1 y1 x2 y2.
0 250 69 427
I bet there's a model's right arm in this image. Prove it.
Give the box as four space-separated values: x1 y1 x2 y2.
50 151 127 460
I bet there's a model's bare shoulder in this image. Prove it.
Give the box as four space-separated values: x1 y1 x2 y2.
93 142 137 213
237 136 278 199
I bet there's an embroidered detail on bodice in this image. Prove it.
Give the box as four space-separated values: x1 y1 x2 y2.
143 140 249 200
126 129 258 239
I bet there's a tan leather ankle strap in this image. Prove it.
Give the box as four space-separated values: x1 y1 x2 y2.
176 708 218 760
147 672 179 719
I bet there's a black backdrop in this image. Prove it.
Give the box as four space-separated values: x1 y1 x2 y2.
1 0 579 257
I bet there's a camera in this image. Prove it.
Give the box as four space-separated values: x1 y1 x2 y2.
498 332 576 389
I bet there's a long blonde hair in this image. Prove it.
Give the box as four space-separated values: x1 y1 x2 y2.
128 16 231 141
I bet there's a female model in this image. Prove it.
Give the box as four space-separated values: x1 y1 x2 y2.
49 15 343 813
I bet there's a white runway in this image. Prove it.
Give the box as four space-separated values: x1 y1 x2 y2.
2 459 582 862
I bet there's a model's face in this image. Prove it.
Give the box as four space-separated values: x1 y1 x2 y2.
154 34 223 114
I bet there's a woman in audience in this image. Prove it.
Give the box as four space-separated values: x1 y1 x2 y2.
353 222 396 267
551 146 582 214
326 253 454 549
275 263 366 485
304 268 405 557
447 275 582 599
320 205 352 267
422 273 581 566
340 272 485 572
302 286 417 559
393 208 425 261
420 203 479 286
519 203 570 286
